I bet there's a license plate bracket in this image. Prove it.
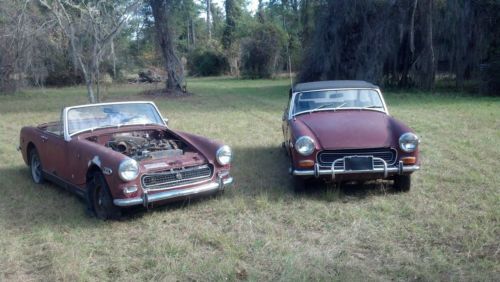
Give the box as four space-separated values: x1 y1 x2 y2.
344 156 373 171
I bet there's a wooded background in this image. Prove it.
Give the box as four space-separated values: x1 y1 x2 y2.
0 0 498 101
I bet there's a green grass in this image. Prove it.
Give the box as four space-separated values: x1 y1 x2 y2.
0 77 499 281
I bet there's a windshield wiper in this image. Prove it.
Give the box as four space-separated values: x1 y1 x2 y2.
309 103 346 114
70 124 117 136
361 105 383 110
97 124 120 130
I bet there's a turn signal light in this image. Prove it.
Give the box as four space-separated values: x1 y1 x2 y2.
401 157 416 165
298 160 315 168
123 185 138 195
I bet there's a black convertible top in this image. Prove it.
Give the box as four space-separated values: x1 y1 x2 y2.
293 80 379 93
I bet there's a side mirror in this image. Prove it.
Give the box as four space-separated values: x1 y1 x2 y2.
163 118 169 127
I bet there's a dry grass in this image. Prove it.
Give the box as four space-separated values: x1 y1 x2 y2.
0 78 499 281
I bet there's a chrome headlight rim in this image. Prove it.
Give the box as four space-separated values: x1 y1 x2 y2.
118 158 139 182
216 145 232 166
399 132 420 153
295 136 315 156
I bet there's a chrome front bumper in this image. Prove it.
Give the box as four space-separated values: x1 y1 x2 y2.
292 158 419 180
113 177 233 207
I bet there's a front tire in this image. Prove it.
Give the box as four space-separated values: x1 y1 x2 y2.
393 175 411 192
87 172 121 220
293 176 310 193
29 148 45 184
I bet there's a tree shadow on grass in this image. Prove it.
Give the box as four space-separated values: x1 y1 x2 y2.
295 179 401 203
0 166 224 226
121 193 225 221
0 145 405 226
231 145 404 203
0 166 97 229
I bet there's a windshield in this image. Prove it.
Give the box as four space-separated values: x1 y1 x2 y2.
67 103 164 135
292 89 384 115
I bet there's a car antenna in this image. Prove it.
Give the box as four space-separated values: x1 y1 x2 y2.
282 10 294 93
283 9 295 121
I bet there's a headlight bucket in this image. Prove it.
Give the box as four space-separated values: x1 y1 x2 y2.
118 158 139 181
295 136 315 156
399 132 419 152
216 145 232 165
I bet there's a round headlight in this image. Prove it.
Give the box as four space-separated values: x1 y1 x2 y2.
399 132 420 152
216 145 232 165
118 158 139 181
295 136 315 156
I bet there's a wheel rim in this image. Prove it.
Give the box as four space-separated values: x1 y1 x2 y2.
93 181 106 218
31 153 42 182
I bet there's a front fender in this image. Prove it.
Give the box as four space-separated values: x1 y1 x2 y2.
289 119 320 167
68 138 128 188
173 130 226 167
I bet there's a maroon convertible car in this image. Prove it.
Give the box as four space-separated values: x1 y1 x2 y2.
282 80 420 191
19 101 233 219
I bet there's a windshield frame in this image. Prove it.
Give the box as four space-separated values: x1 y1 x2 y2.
288 88 389 119
62 101 167 141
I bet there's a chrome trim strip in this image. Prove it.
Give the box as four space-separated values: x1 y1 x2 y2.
63 101 168 141
294 107 386 117
144 174 211 189
42 171 86 198
141 164 212 190
317 148 398 166
288 87 388 120
141 165 213 191
293 165 420 177
113 177 233 207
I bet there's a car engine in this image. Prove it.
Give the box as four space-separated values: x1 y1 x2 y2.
105 131 184 161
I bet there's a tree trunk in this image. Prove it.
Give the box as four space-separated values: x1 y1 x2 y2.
186 19 190 50
39 0 135 102
422 0 435 90
207 0 212 40
409 0 418 55
399 0 419 87
191 19 196 48
96 60 100 103
150 0 185 92
413 0 435 90
111 40 116 79
80 53 96 103
257 0 265 23
76 55 96 103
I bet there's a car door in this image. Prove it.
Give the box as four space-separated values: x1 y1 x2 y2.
40 130 69 180
67 138 101 187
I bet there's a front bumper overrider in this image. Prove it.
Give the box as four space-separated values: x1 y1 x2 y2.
113 176 233 207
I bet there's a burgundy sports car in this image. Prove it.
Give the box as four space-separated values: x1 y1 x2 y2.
19 101 233 219
282 80 420 191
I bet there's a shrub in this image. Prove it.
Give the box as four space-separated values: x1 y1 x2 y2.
188 48 228 76
480 50 500 96
44 57 84 86
240 23 286 79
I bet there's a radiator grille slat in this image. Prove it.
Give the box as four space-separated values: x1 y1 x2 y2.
142 164 212 190
318 148 397 168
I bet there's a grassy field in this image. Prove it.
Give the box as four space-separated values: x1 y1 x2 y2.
0 77 499 281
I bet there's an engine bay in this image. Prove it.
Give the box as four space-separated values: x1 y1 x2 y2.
104 130 187 161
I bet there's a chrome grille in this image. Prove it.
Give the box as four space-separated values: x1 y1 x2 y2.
141 164 212 190
318 148 397 169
